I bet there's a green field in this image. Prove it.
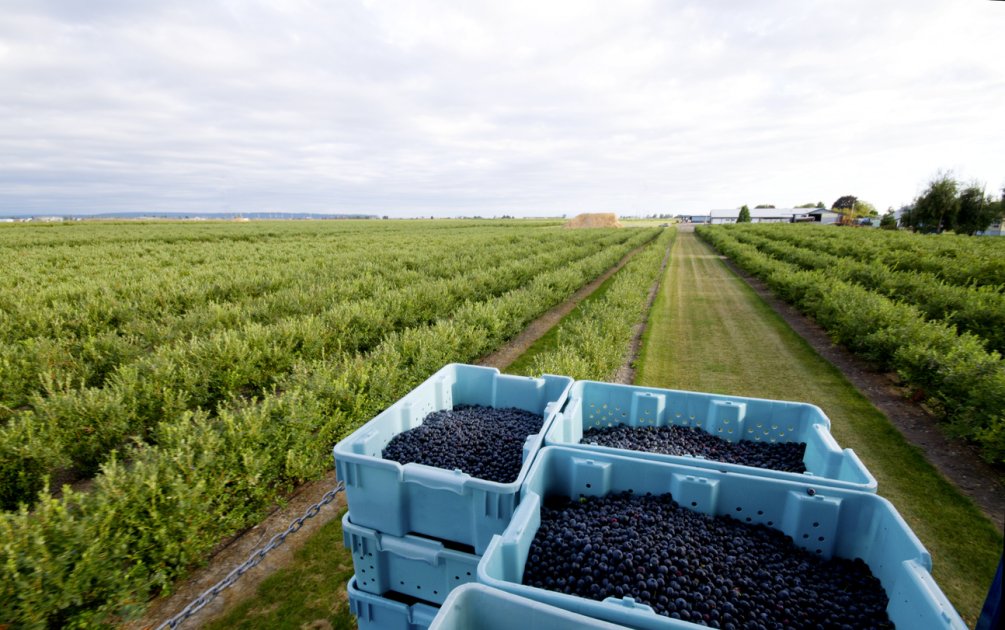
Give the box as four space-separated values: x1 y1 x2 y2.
2 221 999 627
212 228 998 628
0 220 662 627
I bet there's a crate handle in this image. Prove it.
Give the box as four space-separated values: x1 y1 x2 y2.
377 534 444 565
402 465 470 494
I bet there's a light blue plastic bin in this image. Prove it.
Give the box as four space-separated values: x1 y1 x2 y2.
478 446 966 630
429 583 628 629
334 363 574 553
547 380 876 492
343 512 479 605
348 576 439 630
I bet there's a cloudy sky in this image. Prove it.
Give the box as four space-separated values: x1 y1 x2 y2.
1 0 1002 217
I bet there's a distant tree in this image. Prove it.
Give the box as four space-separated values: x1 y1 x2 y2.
898 205 914 229
955 183 1003 235
907 173 959 233
857 200 879 218
880 210 898 230
838 199 876 225
737 205 752 223
832 195 857 211
754 204 775 209
795 202 818 209
990 187 1005 226
816 201 826 209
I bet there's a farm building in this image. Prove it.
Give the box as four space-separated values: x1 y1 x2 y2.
682 209 816 224
807 209 841 224
978 220 1004 236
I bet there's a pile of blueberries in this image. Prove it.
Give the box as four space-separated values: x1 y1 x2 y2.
382 405 543 483
582 424 807 474
522 491 892 629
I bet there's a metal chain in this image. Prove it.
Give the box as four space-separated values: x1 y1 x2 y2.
157 480 345 630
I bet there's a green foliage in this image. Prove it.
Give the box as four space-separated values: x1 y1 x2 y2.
0 220 662 626
515 229 676 381
0 442 50 511
838 199 876 225
698 224 1005 462
831 195 857 210
725 224 1005 354
880 211 898 230
737 205 752 223
0 223 652 509
956 184 1002 236
854 200 878 218
905 173 960 233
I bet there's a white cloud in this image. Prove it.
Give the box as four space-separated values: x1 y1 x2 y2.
0 0 1002 216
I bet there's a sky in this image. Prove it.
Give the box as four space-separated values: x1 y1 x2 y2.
1 0 1002 217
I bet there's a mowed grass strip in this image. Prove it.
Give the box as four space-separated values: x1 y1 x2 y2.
204 507 356 630
636 231 1001 626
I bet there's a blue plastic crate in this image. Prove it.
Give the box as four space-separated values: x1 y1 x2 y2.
547 380 876 492
477 446 966 630
348 576 439 630
344 512 480 605
334 363 573 553
429 583 627 629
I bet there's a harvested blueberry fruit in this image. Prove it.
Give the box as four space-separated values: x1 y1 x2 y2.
382 405 543 483
582 424 807 474
522 491 893 629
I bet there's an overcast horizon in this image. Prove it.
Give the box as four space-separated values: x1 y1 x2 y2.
1 0 1003 218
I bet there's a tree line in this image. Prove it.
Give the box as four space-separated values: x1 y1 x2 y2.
899 174 1004 235
734 172 1004 235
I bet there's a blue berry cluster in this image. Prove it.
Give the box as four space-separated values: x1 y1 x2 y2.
522 491 892 629
582 425 807 474
381 405 543 483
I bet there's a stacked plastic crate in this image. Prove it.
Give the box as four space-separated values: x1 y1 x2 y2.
336 367 968 628
476 380 968 629
333 364 573 630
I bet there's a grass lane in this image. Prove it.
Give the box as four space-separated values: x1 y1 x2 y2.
636 230 1001 626
204 506 355 629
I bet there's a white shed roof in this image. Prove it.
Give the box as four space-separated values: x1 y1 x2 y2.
705 208 810 219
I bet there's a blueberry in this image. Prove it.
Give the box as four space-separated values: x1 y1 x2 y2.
382 405 542 483
520 491 893 628
581 424 807 474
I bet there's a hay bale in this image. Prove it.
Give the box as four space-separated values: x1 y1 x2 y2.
563 213 623 229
